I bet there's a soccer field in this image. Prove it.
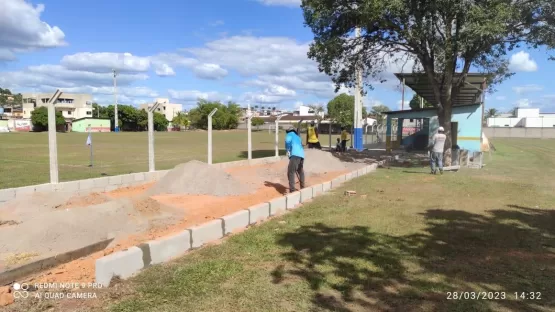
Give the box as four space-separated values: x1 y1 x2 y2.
0 130 286 189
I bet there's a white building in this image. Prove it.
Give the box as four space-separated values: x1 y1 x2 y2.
139 98 183 122
21 92 93 120
487 108 555 128
293 105 325 118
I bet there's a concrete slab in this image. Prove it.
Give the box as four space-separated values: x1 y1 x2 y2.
312 184 323 197
269 197 286 216
93 177 110 188
221 210 249 235
344 172 353 181
322 181 331 192
133 172 145 182
15 185 36 198
144 172 157 182
357 168 366 177
146 231 191 265
300 187 313 203
105 185 119 192
189 219 224 248
34 183 53 193
366 164 378 173
0 188 16 202
78 179 95 191
248 203 270 224
286 191 301 209
121 174 135 186
109 176 123 185
95 247 144 287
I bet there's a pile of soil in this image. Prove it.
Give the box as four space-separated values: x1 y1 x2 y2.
303 149 356 174
147 160 253 197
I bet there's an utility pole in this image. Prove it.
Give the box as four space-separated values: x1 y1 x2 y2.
113 69 119 132
353 27 363 151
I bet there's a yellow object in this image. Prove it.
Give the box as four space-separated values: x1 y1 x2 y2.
307 126 319 143
341 130 348 141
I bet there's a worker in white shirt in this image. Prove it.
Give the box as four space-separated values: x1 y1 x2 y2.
429 126 446 174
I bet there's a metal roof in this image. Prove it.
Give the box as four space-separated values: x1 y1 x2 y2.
394 73 488 107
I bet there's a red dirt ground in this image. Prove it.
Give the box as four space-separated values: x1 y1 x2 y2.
22 161 347 286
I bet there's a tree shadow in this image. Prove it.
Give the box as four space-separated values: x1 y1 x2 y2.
238 150 286 159
275 206 555 311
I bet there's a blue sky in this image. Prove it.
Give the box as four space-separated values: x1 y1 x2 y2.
1 0 554 113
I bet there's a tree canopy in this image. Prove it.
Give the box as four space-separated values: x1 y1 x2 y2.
327 93 367 127
302 0 554 153
370 104 391 125
409 94 434 110
0 88 22 107
30 107 66 131
187 99 241 130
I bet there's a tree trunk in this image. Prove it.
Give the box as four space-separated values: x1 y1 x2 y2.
438 106 453 167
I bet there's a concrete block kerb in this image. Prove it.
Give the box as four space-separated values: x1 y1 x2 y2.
269 197 286 216
221 210 250 235
146 231 191 265
95 247 144 287
300 187 313 203
248 203 270 225
189 219 224 248
286 191 301 209
312 184 323 197
322 181 331 192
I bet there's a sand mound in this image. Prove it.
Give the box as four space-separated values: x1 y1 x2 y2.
147 160 253 197
303 149 352 174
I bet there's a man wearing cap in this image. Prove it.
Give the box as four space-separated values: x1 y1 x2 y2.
306 121 322 149
285 125 305 193
429 126 446 174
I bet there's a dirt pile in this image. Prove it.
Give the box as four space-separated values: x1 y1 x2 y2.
303 149 356 174
147 160 253 197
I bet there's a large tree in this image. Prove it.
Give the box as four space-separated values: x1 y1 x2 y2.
409 94 433 110
188 99 241 130
30 107 66 131
327 93 367 127
302 0 554 160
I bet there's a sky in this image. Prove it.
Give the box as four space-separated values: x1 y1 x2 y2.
1 0 554 113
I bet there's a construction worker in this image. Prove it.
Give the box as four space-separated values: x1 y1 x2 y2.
340 127 350 152
285 125 305 193
306 121 321 149
429 126 446 174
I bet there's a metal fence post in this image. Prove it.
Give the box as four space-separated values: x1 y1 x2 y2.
247 111 253 160
48 89 63 184
208 108 218 164
147 102 160 172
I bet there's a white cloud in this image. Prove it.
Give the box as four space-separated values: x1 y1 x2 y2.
397 100 410 110
256 0 300 7
515 99 531 107
61 52 151 73
209 20 225 27
512 84 543 94
0 0 66 59
155 63 176 77
509 51 538 72
168 89 231 103
495 95 507 101
242 84 297 104
192 63 228 80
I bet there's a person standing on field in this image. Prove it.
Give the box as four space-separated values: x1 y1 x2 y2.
429 126 446 174
340 127 350 152
285 125 305 193
306 121 321 149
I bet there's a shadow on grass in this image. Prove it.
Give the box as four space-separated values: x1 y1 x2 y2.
275 206 555 311
238 150 286 159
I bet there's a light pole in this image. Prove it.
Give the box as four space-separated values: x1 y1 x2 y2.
113 69 119 132
353 27 363 151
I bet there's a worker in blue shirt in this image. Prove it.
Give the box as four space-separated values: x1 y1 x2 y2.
285 125 305 193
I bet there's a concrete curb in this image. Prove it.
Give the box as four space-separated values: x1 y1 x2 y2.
93 163 377 286
0 155 284 203
0 238 113 286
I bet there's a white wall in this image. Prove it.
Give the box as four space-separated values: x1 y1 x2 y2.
487 117 520 127
522 117 555 128
517 108 540 118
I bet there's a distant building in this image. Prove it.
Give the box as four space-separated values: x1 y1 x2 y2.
72 118 111 133
487 108 555 128
139 98 183 122
293 105 325 118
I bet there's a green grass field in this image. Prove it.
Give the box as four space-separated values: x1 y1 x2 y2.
7 138 555 312
0 130 288 189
